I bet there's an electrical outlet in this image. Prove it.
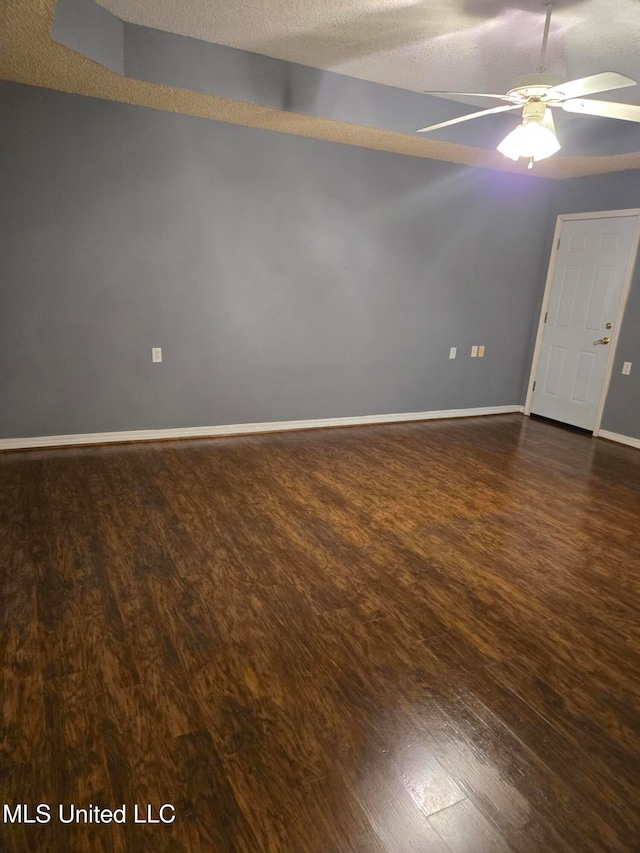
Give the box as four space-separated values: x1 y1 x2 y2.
449 347 457 359
478 345 485 357
471 346 478 358
622 361 632 375
152 347 163 363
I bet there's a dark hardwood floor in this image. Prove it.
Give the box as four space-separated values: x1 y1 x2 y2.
1 413 639 852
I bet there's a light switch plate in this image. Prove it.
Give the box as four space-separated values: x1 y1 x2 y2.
478 345 485 357
622 361 632 375
449 347 457 359
471 346 478 358
152 347 163 363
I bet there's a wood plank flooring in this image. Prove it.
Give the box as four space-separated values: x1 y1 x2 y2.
1 413 639 852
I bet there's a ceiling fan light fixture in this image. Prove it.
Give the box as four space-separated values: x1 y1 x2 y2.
497 117 561 163
417 0 639 163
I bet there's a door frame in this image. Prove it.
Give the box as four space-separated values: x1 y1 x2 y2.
524 209 640 435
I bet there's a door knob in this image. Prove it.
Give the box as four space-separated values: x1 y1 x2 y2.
593 337 611 345
605 322 613 329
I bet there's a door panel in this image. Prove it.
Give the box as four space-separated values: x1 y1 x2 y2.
544 346 565 396
585 268 611 330
531 216 638 431
555 266 580 326
571 350 596 403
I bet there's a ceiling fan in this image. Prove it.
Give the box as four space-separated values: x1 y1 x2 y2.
416 1 640 167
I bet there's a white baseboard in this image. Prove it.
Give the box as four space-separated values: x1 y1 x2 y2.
0 405 524 451
597 429 640 450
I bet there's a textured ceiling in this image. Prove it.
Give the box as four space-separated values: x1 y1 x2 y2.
2 0 640 176
96 0 640 105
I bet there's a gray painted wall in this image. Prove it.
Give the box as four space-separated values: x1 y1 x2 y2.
51 0 123 74
123 24 518 148
0 81 554 439
550 172 640 439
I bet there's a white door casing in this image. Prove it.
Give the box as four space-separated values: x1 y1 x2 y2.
526 211 640 432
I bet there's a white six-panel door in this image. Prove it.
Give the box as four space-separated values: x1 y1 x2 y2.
530 214 639 431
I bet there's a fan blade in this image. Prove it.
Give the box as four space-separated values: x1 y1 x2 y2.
424 91 515 102
417 104 520 133
546 72 636 102
562 98 640 122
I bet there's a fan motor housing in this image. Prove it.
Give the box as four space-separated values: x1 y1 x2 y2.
522 100 547 123
507 73 565 100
